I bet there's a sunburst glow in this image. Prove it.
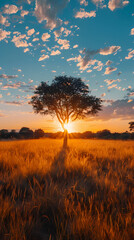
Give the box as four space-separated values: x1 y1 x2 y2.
64 123 73 133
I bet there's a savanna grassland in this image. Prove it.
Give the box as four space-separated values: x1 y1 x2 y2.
0 139 133 240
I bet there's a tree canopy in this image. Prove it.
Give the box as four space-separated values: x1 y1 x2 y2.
129 122 134 131
30 76 102 131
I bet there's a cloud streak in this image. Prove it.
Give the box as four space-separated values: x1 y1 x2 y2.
104 67 117 75
0 74 18 79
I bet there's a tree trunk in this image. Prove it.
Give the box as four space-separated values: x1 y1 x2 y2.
63 129 68 148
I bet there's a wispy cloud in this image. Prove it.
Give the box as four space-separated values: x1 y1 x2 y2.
0 74 18 79
125 50 134 60
38 54 49 61
2 101 24 105
106 60 113 66
104 79 121 85
104 67 117 75
100 46 121 55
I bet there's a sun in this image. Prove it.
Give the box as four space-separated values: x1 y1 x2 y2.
64 123 73 133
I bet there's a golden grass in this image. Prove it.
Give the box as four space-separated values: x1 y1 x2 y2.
0 139 133 240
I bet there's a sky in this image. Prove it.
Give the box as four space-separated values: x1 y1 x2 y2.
0 0 134 133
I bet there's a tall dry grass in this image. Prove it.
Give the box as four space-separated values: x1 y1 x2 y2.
0 139 133 240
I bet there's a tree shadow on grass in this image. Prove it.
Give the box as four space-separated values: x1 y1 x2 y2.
50 145 69 175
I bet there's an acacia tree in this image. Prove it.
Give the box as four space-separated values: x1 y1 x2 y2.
129 122 134 131
30 76 102 147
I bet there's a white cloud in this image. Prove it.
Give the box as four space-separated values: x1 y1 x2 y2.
38 54 49 61
54 27 64 38
64 28 71 36
101 93 106 97
27 28 35 36
4 4 19 14
125 50 134 60
12 34 29 47
87 69 92 72
0 29 11 41
73 44 78 48
32 38 39 42
79 0 88 6
42 33 51 41
131 28 134 35
35 0 69 29
104 67 117 75
57 38 70 49
99 46 121 55
21 10 29 17
0 14 6 25
75 9 96 18
51 50 61 55
108 0 129 11
67 54 101 71
24 48 29 53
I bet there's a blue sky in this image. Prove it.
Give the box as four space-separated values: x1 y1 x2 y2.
0 0 134 132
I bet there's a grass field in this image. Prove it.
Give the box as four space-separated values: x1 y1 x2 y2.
0 139 133 240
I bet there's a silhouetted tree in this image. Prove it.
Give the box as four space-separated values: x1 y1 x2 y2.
10 130 18 139
0 129 9 139
129 122 134 131
96 129 111 139
120 131 130 140
34 129 45 139
30 76 102 147
19 127 34 139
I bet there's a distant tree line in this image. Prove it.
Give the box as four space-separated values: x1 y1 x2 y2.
0 127 134 140
0 127 45 140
